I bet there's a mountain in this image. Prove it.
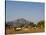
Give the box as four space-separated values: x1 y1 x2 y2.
6 18 30 27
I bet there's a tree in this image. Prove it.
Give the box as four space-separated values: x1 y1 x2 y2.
30 22 36 27
37 20 45 28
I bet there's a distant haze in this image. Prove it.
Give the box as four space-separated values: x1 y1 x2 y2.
6 1 44 23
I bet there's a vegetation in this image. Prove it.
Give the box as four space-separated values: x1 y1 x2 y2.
5 18 45 34
37 21 44 28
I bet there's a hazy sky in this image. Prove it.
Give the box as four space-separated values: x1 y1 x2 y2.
6 1 44 23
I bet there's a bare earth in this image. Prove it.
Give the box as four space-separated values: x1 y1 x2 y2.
6 27 44 35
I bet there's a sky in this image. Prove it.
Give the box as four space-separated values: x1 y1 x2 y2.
6 1 44 23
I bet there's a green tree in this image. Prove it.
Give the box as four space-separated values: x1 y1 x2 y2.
37 20 45 28
30 22 36 27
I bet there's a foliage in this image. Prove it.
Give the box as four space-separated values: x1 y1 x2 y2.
37 20 45 28
30 22 36 27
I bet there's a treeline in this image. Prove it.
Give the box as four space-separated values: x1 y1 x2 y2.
5 20 45 29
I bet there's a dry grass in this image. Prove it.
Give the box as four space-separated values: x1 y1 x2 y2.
6 27 44 34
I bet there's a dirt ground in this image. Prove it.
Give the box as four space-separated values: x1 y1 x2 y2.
6 27 44 34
